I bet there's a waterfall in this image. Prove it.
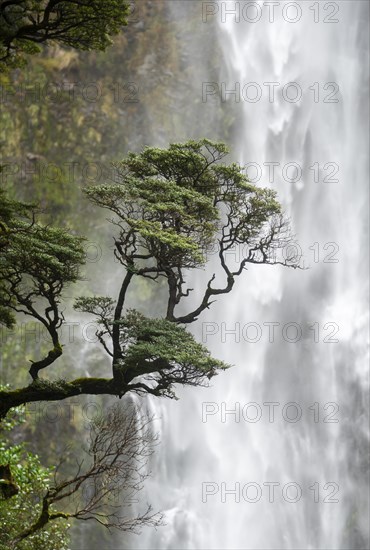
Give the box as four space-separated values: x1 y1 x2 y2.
131 2 369 549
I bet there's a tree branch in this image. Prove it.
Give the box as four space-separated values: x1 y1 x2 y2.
0 377 123 421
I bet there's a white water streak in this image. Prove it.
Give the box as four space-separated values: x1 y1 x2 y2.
133 2 369 549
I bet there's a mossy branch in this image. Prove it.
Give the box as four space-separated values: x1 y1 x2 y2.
0 377 122 421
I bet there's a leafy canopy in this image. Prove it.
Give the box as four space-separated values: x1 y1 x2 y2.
0 0 130 71
85 139 283 272
0 187 85 330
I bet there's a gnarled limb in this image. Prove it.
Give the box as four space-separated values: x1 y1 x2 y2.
0 377 121 421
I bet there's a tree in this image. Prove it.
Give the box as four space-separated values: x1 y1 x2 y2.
0 399 161 548
0 186 85 379
0 0 130 71
0 139 300 419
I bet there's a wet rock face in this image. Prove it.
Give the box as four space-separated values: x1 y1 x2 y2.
0 0 228 228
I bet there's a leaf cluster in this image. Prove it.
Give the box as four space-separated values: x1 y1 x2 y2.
118 309 230 391
85 139 259 269
0 187 85 330
0 0 130 71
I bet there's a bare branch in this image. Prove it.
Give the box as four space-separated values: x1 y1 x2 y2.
11 404 163 545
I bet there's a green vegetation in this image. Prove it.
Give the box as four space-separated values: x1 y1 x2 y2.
0 138 297 421
0 0 130 71
0 399 70 549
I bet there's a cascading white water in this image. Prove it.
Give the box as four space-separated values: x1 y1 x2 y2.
131 2 369 549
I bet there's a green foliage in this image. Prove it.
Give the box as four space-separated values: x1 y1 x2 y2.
0 188 85 329
0 401 69 550
121 309 229 368
0 0 130 71
6 222 85 284
0 186 33 230
73 300 230 396
85 139 278 270
117 309 229 392
84 174 218 268
0 188 34 328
